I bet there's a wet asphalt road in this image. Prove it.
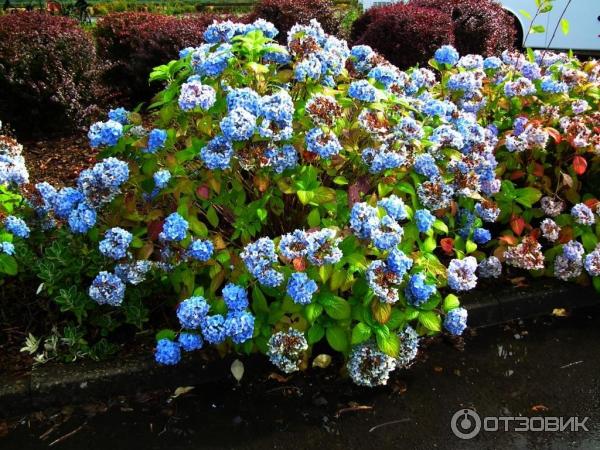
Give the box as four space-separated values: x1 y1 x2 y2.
3 307 600 450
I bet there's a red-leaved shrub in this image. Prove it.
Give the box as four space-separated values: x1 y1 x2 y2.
95 12 239 106
352 4 455 69
412 0 516 56
250 0 340 43
0 12 103 136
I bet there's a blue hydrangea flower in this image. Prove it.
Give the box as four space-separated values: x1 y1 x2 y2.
226 87 261 115
264 145 298 173
200 135 234 170
0 241 15 255
368 65 400 89
372 215 403 251
483 56 502 70
192 44 232 77
563 240 584 262
350 202 380 239
159 213 188 242
144 129 167 154
89 271 125 306
350 45 374 72
224 311 255 344
571 203 595 225
473 228 491 244
286 272 318 305
348 80 377 102
540 76 568 94
246 19 278 38
153 169 171 190
367 260 401 303
115 260 152 285
107 107 129 125
294 54 322 82
413 154 439 179
414 209 435 233
260 90 294 125
405 273 436 307
77 158 129 207
67 202 97 234
178 332 203 352
220 107 256 141
378 195 408 221
306 229 342 266
584 248 600 277
267 329 308 373
504 77 536 97
347 342 397 387
178 78 217 111
202 314 227 344
4 216 29 238
203 20 241 43
475 202 500 223
99 227 132 260
434 45 459 65
444 307 468 335
222 283 249 312
447 257 478 291
279 229 310 260
478 256 502 278
88 120 123 148
34 182 57 216
362 146 405 173
305 127 342 158
187 239 214 262
263 45 291 64
387 248 413 278
155 339 181 365
177 296 210 329
240 237 283 287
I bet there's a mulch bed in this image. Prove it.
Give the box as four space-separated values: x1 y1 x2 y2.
22 133 99 186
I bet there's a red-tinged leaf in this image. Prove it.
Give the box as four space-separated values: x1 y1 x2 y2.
533 163 544 177
546 127 562 144
530 228 540 241
510 170 526 180
292 257 307 271
196 185 210 200
348 176 370 207
573 155 587 176
498 235 518 246
510 215 525 236
558 226 574 244
302 150 318 163
148 219 164 241
584 198 599 209
440 237 454 255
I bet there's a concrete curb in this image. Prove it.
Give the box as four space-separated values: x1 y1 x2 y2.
1 279 597 418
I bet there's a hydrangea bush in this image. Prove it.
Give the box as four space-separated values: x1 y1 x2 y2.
7 19 600 386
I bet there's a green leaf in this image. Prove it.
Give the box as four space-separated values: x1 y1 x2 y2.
561 18 570 35
519 9 532 20
443 294 460 312
297 190 314 205
305 303 323 323
418 311 441 332
256 208 267 222
319 294 351 320
515 187 542 208
433 219 448 234
307 208 320 228
532 24 545 33
423 236 437 253
582 232 598 252
351 322 372 345
252 288 269 314
375 327 400 357
326 326 349 352
0 254 17 276
155 329 176 342
333 176 349 185
206 206 219 228
307 324 325 344
593 277 600 294
465 240 478 254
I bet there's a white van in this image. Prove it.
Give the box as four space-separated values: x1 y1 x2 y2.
358 0 600 52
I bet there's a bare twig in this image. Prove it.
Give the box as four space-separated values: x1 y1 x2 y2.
369 418 411 433
48 423 85 447
334 404 373 418
560 360 583 369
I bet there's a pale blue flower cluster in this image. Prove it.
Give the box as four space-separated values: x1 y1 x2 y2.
4 216 29 238
444 307 468 335
222 283 249 311
447 257 478 291
88 120 123 148
240 237 283 287
115 260 152 285
405 273 436 307
178 332 203 352
187 239 214 262
159 213 189 242
89 271 126 306
200 135 235 170
571 203 595 225
286 272 318 305
178 77 217 111
305 127 342 158
0 241 15 255
348 80 377 102
347 342 397 387
144 129 167 154
414 209 435 233
107 107 129 125
434 45 459 65
155 339 181 365
177 296 210 329
267 329 308 373
99 227 132 260
477 256 502 278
